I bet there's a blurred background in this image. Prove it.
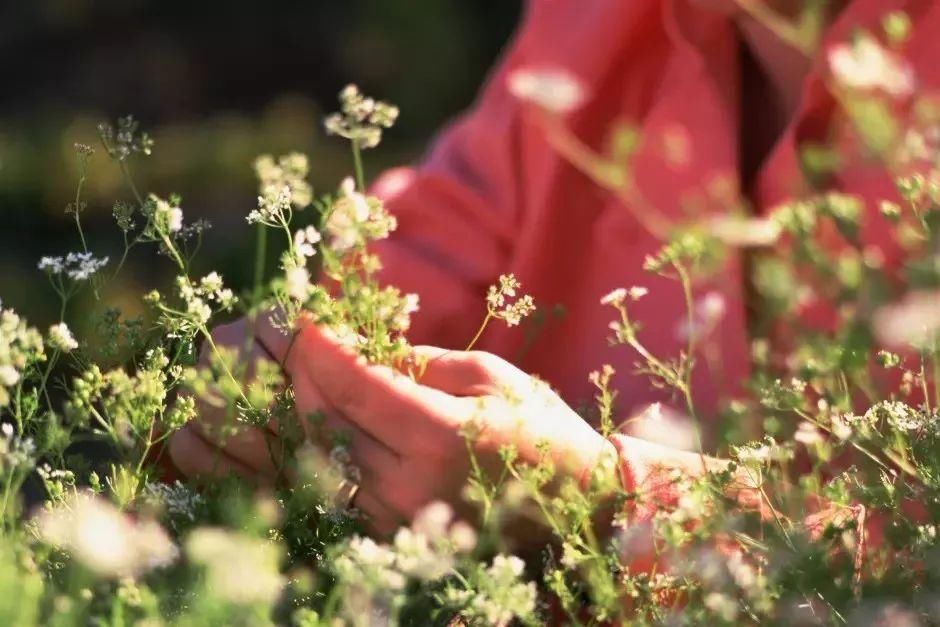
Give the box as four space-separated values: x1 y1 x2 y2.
0 0 520 331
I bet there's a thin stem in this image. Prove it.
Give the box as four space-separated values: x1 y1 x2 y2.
73 166 89 253
119 161 144 207
351 139 366 192
252 224 268 307
38 350 61 413
465 313 492 352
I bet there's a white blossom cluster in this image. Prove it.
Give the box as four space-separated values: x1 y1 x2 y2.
332 501 479 620
444 554 538 625
731 437 795 468
185 527 284 605
38 252 109 281
0 304 44 407
35 492 177 578
254 152 312 209
47 322 78 353
282 226 323 302
324 84 400 149
150 195 184 234
141 480 206 528
176 272 236 326
0 423 36 473
828 33 915 97
507 67 587 114
485 273 536 327
323 177 397 253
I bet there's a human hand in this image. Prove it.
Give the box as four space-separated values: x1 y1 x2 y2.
262 320 617 539
167 315 306 483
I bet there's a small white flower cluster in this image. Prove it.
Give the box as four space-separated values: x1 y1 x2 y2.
600 285 648 307
732 437 795 468
0 305 44 407
324 84 400 149
676 291 727 342
873 289 940 350
865 400 935 434
248 185 292 226
507 67 587 114
35 492 177 578
36 464 75 504
631 402 699 452
141 480 206 527
0 422 36 473
150 195 183 234
828 33 915 97
38 252 110 281
392 501 477 581
293 225 321 262
254 152 312 209
323 177 397 253
486 274 536 327
185 527 284 605
176 272 236 326
282 226 323 302
335 501 476 593
445 554 538 625
708 215 782 247
47 322 78 353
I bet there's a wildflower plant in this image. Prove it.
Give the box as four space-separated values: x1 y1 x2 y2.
1 9 940 623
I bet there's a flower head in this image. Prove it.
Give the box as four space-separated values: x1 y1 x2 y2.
36 492 177 578
48 322 78 353
828 33 915 97
507 68 587 113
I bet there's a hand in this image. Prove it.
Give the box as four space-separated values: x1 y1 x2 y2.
265 320 617 539
167 315 305 483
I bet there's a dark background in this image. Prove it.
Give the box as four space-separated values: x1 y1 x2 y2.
0 0 521 330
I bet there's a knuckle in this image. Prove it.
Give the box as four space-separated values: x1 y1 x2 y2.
464 350 499 380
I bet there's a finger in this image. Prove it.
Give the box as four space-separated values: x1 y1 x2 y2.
284 322 473 444
168 424 270 485
196 324 282 437
353 484 407 539
406 347 529 397
254 308 297 365
191 421 281 476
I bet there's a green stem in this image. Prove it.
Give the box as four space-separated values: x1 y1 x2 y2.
119 161 144 207
351 139 366 192
73 170 89 253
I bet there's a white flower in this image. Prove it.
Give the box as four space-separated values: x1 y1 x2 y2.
393 527 453 581
631 403 699 451
0 365 19 387
874 290 940 350
248 185 292 225
677 292 727 342
199 272 223 293
412 501 453 542
48 322 78 353
39 252 109 281
36 493 177 578
293 225 322 260
38 256 64 273
828 34 915 97
507 68 587 113
600 288 627 307
151 196 184 233
794 421 824 445
705 592 739 622
285 266 310 301
708 216 782 247
186 527 284 604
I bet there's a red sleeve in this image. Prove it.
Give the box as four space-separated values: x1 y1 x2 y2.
369 11 533 351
